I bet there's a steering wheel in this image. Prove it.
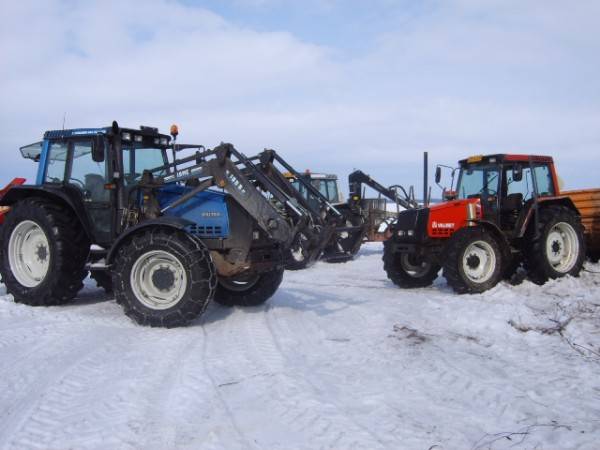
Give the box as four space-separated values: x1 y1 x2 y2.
69 178 86 189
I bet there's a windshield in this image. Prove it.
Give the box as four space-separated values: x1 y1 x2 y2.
457 165 500 199
122 146 168 184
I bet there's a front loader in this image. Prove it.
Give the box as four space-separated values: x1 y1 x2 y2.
0 122 313 327
241 149 366 269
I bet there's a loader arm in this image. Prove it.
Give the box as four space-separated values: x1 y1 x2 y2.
348 170 418 210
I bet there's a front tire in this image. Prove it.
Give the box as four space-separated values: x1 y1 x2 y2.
215 268 284 307
113 229 216 327
383 240 440 288
442 227 503 294
1 198 89 306
524 206 585 284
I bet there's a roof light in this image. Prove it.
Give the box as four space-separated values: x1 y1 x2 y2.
467 155 483 163
170 124 179 138
153 137 159 145
160 137 168 145
134 135 143 142
122 132 131 141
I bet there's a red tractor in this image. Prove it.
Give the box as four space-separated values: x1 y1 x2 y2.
383 154 586 293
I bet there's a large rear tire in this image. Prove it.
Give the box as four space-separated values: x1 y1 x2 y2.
524 206 585 284
442 227 503 294
113 229 216 327
0 198 90 306
215 268 284 307
383 240 440 288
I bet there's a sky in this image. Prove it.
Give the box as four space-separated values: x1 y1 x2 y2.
1 0 599 196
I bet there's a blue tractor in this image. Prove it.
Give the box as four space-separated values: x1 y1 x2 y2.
0 122 310 327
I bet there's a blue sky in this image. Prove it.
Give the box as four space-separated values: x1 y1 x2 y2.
1 0 599 194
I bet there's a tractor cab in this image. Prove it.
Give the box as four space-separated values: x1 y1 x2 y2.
437 154 560 233
19 125 172 245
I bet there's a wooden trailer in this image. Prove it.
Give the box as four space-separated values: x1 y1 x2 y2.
564 188 600 261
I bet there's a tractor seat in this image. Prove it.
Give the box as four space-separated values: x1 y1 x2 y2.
85 174 106 202
502 193 523 212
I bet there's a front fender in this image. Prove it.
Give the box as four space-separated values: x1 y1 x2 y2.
106 216 195 264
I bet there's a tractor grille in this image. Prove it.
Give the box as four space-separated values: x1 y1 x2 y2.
186 224 223 237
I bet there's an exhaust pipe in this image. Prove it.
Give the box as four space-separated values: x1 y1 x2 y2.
423 151 428 207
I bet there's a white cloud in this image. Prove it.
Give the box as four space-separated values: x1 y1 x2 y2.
0 0 599 192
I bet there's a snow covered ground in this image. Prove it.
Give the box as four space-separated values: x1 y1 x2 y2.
0 243 599 450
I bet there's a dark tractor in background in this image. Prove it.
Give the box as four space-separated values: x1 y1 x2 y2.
0 122 312 327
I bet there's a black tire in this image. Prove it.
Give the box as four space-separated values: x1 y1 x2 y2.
442 227 503 294
90 271 113 294
215 268 284 307
383 239 440 288
524 205 586 285
113 228 216 327
0 198 90 306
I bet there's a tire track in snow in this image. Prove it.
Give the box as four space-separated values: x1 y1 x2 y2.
201 304 383 450
0 325 129 450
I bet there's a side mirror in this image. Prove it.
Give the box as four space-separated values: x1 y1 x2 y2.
512 165 523 182
435 166 442 184
92 135 105 162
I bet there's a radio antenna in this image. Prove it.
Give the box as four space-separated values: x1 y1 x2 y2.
62 112 67 130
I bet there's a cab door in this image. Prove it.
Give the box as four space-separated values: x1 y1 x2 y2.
64 139 113 244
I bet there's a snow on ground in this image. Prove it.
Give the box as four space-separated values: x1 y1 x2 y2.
0 243 599 450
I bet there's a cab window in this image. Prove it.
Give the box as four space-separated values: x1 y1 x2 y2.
45 141 69 183
68 141 108 202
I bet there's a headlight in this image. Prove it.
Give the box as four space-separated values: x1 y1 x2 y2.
407 230 414 236
160 137 168 145
122 132 131 141
397 230 405 236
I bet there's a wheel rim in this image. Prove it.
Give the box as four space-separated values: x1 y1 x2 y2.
546 222 579 273
130 250 188 310
400 254 432 278
8 220 51 288
219 273 260 292
462 240 496 284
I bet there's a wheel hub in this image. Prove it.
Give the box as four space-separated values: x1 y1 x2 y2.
466 253 480 269
152 267 175 291
36 244 48 263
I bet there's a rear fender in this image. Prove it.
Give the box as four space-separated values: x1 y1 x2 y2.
515 196 579 238
0 185 93 240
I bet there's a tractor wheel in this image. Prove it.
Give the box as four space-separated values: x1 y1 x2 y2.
442 227 503 294
215 268 284 307
0 198 90 305
113 229 216 327
383 240 440 288
90 271 113 294
524 206 585 285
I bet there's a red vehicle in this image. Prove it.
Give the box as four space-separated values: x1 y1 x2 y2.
383 154 587 293
0 178 26 224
